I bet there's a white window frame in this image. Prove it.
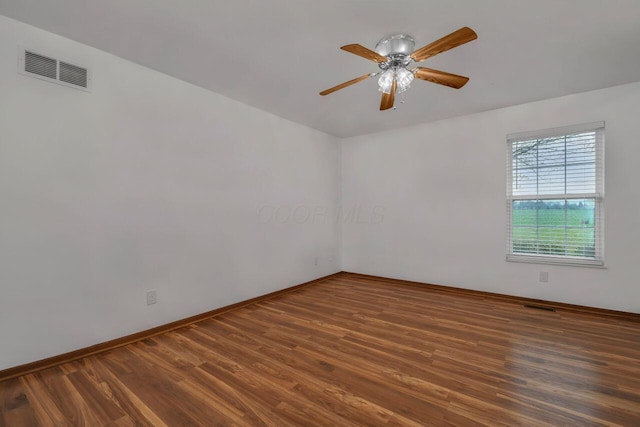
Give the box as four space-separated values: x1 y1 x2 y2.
506 121 605 267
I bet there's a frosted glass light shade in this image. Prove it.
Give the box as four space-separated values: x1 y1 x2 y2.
395 68 414 93
378 68 414 94
378 69 395 94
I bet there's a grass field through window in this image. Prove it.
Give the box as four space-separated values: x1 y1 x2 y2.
512 199 595 257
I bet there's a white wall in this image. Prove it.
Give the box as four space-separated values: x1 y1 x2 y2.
342 82 640 314
0 15 341 370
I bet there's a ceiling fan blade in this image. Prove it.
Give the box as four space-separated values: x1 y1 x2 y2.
319 74 372 96
341 44 388 63
414 67 470 89
410 27 477 62
380 79 397 110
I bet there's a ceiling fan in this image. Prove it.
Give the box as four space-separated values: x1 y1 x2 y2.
319 27 477 111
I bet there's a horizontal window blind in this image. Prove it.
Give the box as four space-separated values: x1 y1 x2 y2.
506 122 604 266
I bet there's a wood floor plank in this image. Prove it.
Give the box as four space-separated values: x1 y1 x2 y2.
88 356 169 427
18 373 71 426
2 273 640 425
0 378 38 427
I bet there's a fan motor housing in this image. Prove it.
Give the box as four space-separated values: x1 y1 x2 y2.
375 34 415 70
375 34 415 57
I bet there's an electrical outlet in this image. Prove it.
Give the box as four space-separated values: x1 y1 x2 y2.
539 272 549 283
146 290 157 305
314 257 319 266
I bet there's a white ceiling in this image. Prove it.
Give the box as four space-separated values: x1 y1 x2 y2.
2 0 640 138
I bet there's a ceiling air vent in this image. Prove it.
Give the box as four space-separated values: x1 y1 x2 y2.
19 47 91 92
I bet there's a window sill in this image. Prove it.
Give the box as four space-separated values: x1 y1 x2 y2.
506 254 606 269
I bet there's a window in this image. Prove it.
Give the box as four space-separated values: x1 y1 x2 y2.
506 122 604 266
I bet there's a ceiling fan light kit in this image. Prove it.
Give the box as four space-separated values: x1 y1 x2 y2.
320 27 477 111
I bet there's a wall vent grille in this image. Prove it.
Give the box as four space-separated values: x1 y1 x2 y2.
24 51 57 79
19 47 90 91
59 61 88 88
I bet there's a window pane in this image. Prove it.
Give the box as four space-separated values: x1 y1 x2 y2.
566 133 596 193
512 199 596 258
537 166 565 195
567 199 596 257
511 132 596 196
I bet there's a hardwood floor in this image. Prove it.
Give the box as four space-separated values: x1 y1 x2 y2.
2 273 640 426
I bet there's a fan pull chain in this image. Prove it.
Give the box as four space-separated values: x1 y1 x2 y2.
393 90 405 110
